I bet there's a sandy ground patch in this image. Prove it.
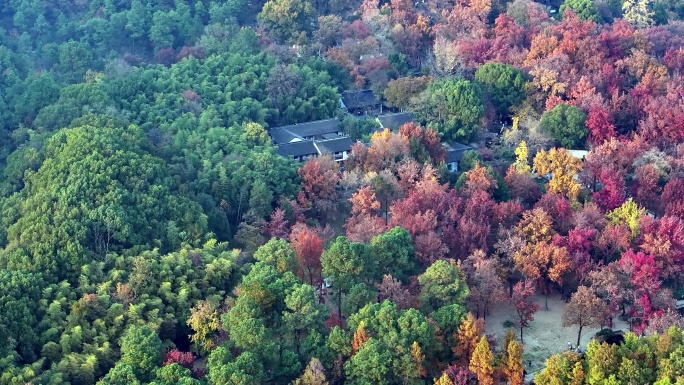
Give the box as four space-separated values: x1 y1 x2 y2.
484 293 630 382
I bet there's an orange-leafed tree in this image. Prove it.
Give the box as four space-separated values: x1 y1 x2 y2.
516 208 555 245
453 313 485 364
463 250 507 320
345 186 386 243
365 128 410 172
263 207 289 239
290 223 325 286
469 336 495 385
514 241 572 310
376 274 415 310
351 321 370 354
384 76 432 111
187 301 220 355
297 155 340 220
633 164 661 213
399 122 446 164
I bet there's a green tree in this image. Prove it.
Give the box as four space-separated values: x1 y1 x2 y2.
149 11 176 49
585 340 619 385
418 260 470 312
342 283 377 318
475 63 527 118
344 339 392 385
347 301 437 382
560 0 603 22
258 0 316 43
14 74 60 124
368 227 416 282
1 118 207 281
414 78 485 142
119 325 163 381
56 40 94 83
321 237 371 318
99 363 141 385
652 1 669 25
222 261 310 382
539 104 588 148
0 270 43 362
153 363 202 385
125 0 151 42
206 349 265 385
253 238 298 274
283 283 327 358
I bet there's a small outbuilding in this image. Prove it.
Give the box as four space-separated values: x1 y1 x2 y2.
444 142 475 173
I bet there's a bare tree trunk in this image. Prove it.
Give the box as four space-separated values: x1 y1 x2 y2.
576 325 583 348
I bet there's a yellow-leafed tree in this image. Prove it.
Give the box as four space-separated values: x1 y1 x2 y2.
453 313 485 364
411 341 427 377
469 336 495 385
533 148 583 199
503 339 524 385
187 301 220 355
514 140 531 174
434 373 454 385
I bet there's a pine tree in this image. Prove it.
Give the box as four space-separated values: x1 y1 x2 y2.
469 336 495 385
352 321 370 354
500 328 518 359
503 339 524 385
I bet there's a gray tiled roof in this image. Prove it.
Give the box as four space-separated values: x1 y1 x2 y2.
341 90 379 110
276 141 319 158
445 142 474 163
315 137 353 154
376 112 414 129
269 127 301 144
270 119 341 144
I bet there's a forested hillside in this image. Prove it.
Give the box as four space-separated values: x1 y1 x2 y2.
1 0 684 384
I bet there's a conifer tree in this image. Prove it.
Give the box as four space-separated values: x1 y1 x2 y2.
500 328 518 359
469 336 495 385
352 321 370 354
434 373 454 385
503 339 524 385
453 313 485 364
410 341 427 378
569 361 585 385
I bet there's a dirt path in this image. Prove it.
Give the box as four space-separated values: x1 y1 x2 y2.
484 293 630 382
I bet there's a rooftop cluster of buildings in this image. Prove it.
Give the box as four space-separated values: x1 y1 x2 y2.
269 90 474 172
